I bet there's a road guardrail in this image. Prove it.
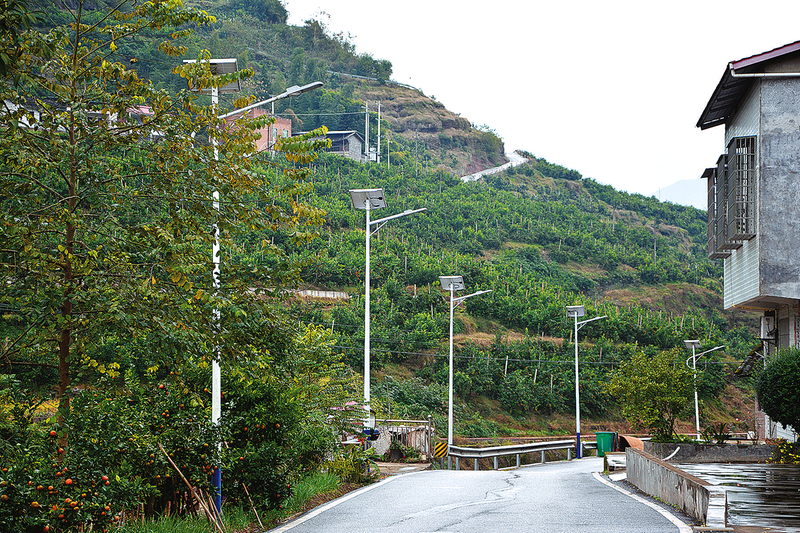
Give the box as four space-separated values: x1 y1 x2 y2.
447 439 597 470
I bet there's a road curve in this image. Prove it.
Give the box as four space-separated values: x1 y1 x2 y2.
270 457 691 533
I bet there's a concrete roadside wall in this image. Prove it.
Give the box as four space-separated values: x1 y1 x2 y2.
645 442 775 463
626 448 727 528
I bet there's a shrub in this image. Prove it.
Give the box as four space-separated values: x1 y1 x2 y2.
756 348 800 431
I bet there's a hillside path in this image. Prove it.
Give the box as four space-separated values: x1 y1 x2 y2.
460 150 528 182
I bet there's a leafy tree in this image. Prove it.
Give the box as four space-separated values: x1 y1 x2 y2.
755 348 800 431
223 0 288 23
603 349 693 440
0 0 325 440
0 0 41 77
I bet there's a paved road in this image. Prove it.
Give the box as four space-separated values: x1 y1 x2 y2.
270 457 691 533
460 150 528 182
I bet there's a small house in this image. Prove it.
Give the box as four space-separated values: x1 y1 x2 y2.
320 130 365 162
698 39 800 440
223 107 292 152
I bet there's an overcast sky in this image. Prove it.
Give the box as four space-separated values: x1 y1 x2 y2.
284 0 800 196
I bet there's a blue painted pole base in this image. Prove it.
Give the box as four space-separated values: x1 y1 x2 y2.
212 467 222 516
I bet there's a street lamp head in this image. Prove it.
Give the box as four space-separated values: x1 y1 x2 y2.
566 305 585 318
439 276 465 292
349 188 386 210
182 58 240 94
284 81 324 97
684 340 702 350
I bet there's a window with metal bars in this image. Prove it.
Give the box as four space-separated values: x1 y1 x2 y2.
704 136 756 259
726 136 757 241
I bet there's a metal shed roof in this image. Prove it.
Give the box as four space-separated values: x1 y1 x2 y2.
697 40 800 130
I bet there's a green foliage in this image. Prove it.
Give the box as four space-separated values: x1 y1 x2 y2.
375 376 445 419
0 0 42 78
0 1 359 529
325 446 380 484
768 439 800 465
221 0 288 23
603 349 694 440
755 348 800 432
701 422 731 446
281 471 339 515
0 372 218 531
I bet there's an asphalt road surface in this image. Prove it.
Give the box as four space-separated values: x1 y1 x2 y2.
270 457 691 533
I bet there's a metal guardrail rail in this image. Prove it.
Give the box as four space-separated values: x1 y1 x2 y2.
447 439 598 470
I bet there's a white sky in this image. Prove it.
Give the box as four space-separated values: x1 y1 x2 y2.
284 0 800 196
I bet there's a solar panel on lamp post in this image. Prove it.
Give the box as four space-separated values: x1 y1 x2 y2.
350 189 425 431
440 276 491 470
567 305 606 459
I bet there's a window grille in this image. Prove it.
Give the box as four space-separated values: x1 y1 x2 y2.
705 137 756 259
705 158 731 258
726 137 757 241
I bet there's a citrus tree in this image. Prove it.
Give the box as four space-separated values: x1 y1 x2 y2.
0 1 334 529
603 348 693 440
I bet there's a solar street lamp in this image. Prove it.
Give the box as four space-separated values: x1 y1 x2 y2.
184 57 242 516
567 305 606 459
440 276 492 469
684 340 725 439
350 189 425 427
184 57 321 515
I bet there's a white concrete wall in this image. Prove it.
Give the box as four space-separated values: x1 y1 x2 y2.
723 83 761 309
626 448 727 528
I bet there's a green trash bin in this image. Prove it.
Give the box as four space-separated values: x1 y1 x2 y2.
595 431 615 457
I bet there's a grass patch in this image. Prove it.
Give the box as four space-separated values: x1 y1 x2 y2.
119 506 254 533
118 474 345 532
284 472 340 515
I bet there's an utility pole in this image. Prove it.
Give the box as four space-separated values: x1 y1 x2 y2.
377 101 381 164
364 102 369 160
414 125 418 177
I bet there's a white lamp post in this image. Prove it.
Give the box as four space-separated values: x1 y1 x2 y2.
185 58 321 515
684 340 725 439
566 305 606 459
440 276 491 469
350 189 425 427
183 57 241 516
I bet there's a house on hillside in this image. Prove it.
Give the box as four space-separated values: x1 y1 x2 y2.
316 130 365 162
223 107 292 152
698 39 800 441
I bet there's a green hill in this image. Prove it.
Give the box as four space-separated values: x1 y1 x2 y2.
12 0 757 435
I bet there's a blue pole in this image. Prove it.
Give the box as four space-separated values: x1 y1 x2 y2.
212 467 222 515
